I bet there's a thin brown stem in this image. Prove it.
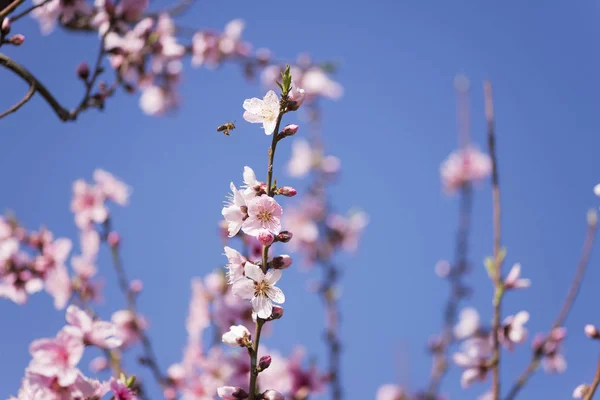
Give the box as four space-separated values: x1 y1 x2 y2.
584 357 600 400
504 213 597 400
484 80 503 400
0 83 34 119
0 53 71 121
0 0 25 20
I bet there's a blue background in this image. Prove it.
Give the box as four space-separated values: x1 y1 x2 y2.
1 1 600 399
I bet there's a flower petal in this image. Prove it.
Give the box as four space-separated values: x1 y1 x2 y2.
231 278 255 300
265 269 282 285
244 263 264 282
252 295 272 319
265 286 285 304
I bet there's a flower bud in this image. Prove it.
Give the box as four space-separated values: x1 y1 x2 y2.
271 255 292 270
275 231 293 243
287 82 305 111
280 124 299 138
275 186 297 197
1 18 11 35
217 386 249 400
257 231 274 246
573 384 588 399
222 325 251 347
585 324 600 339
261 390 284 400
77 62 90 81
7 34 24 46
107 231 120 248
258 355 271 371
267 305 284 321
129 279 143 294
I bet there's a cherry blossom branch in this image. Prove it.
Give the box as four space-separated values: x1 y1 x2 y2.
0 53 72 120
103 219 168 390
584 357 600 400
484 80 503 400
0 82 34 118
249 90 288 400
0 0 25 20
424 183 472 398
504 211 597 400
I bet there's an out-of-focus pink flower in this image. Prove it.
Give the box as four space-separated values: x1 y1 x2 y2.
499 311 529 350
288 82 305 110
454 307 480 339
243 195 283 236
222 183 248 237
376 384 407 400
80 229 100 260
217 386 249 400
31 0 92 34
301 68 343 99
66 305 122 349
440 146 492 193
28 328 85 386
192 19 250 68
89 356 109 372
94 169 130 206
326 211 369 253
453 338 491 388
186 279 210 343
71 180 108 229
585 324 600 339
261 390 284 400
111 310 148 347
232 263 285 319
243 90 280 135
140 85 178 116
287 139 314 178
45 264 72 309
110 377 138 400
287 348 326 398
504 263 531 290
538 327 568 374
573 384 588 398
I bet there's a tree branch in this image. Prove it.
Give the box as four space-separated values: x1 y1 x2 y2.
0 82 34 119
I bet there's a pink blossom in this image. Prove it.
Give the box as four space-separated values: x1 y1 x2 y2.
217 386 248 400
111 310 148 347
287 348 326 397
110 377 138 400
71 180 108 229
93 169 130 206
440 146 492 193
499 311 529 350
242 195 283 236
224 246 246 283
222 325 251 347
287 139 314 178
28 328 85 386
186 279 210 341
538 327 568 374
453 338 491 388
45 264 72 309
573 384 588 398
65 305 122 349
287 82 305 110
454 307 480 339
140 85 178 116
243 90 280 135
222 183 248 237
376 384 407 400
504 263 531 290
31 0 92 34
232 263 285 319
326 211 369 252
89 356 109 372
192 20 250 68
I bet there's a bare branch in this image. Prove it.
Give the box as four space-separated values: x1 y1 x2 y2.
0 82 34 119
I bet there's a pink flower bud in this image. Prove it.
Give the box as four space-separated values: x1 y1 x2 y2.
77 62 90 80
573 384 588 399
276 186 297 197
271 255 292 270
129 279 143 294
7 34 24 46
287 82 305 111
280 124 299 138
257 231 275 246
261 390 284 400
585 324 600 339
107 231 120 248
276 231 293 243
268 305 284 321
1 18 11 35
217 386 249 400
258 355 271 371
222 325 251 347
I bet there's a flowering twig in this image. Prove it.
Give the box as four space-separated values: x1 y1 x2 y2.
103 219 168 390
0 0 25 20
0 53 72 120
484 80 503 400
504 211 598 400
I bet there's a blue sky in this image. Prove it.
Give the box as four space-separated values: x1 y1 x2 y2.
1 1 600 399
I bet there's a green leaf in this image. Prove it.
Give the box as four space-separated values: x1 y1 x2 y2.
281 65 292 95
484 256 495 279
126 375 136 388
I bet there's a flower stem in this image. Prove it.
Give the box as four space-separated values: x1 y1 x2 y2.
584 357 600 400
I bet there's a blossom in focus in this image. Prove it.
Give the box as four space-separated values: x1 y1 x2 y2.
243 90 280 135
440 146 492 193
222 325 251 347
232 263 285 319
65 305 122 349
242 195 283 236
223 246 247 284
222 183 248 237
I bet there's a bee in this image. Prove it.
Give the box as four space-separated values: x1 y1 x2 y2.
217 121 236 136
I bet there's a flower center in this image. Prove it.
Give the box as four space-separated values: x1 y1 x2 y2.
254 280 269 296
257 209 272 223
